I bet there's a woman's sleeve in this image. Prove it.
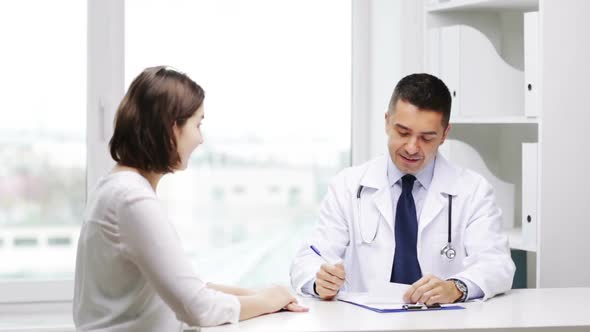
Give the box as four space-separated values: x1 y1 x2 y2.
117 189 240 327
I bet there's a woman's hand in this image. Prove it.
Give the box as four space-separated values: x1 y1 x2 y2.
258 285 308 313
238 284 308 321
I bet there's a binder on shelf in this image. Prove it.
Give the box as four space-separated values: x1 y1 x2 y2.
428 28 441 77
440 26 461 117
524 11 539 118
428 26 461 117
430 24 523 119
522 142 538 251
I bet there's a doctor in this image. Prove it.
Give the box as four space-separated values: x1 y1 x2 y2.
290 73 515 304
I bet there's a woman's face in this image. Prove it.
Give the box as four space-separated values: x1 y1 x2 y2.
173 105 204 170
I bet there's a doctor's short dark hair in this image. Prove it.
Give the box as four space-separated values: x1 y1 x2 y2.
388 73 452 128
109 66 204 173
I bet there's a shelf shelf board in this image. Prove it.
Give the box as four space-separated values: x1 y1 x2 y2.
451 116 538 124
505 228 536 252
426 0 538 13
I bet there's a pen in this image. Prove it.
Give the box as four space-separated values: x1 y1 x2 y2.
310 245 336 265
310 245 346 292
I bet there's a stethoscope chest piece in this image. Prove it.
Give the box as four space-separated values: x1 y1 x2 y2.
440 243 456 260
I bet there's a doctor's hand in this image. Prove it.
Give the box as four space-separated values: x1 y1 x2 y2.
403 274 462 305
315 263 346 300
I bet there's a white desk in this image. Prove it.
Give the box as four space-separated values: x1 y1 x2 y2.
204 288 590 332
2 288 589 332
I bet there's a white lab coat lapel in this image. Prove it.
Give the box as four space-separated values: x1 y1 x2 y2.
418 154 459 240
373 188 394 234
356 156 396 287
358 156 395 234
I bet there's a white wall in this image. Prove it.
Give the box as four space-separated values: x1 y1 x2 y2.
352 0 423 164
538 0 590 288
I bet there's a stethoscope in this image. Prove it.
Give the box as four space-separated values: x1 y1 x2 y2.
356 185 456 261
440 195 456 260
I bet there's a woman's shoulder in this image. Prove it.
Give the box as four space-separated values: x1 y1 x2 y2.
82 172 157 227
95 171 156 206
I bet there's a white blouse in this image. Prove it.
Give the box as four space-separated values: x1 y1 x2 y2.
73 171 240 331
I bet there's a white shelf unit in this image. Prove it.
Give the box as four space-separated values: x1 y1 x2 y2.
451 116 538 124
438 124 538 253
507 227 534 252
425 1 540 254
424 0 590 289
425 0 538 13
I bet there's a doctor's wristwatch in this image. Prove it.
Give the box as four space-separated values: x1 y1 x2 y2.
449 278 468 302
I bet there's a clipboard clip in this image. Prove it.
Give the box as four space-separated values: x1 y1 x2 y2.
402 303 442 311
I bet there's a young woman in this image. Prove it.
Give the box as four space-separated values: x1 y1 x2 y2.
73 66 306 331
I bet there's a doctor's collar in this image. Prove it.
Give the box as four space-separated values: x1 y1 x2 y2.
387 155 436 190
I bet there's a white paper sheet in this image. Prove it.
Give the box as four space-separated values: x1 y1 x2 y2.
337 292 405 310
368 282 410 304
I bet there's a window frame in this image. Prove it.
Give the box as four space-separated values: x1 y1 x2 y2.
0 0 123 305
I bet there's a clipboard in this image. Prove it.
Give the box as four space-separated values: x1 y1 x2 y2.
338 298 464 313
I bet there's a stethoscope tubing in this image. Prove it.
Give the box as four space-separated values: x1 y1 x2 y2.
447 195 452 244
357 185 380 243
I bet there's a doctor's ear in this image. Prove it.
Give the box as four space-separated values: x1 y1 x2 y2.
440 124 452 145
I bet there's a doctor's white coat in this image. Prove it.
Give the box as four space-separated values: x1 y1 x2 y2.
290 154 515 300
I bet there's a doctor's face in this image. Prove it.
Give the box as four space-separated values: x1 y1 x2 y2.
385 100 450 175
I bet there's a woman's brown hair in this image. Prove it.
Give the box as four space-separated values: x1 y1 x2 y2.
109 66 204 173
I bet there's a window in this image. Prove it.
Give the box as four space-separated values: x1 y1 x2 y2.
125 0 351 287
1 0 353 303
0 0 86 282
